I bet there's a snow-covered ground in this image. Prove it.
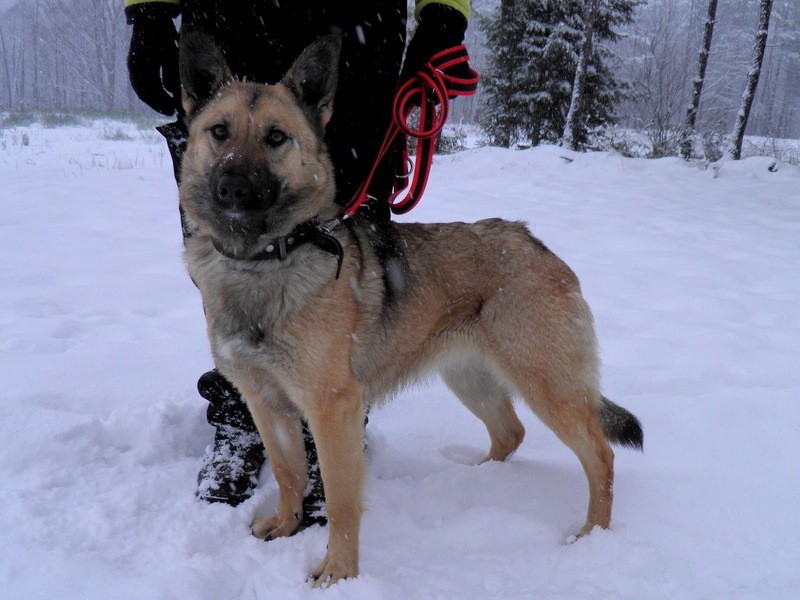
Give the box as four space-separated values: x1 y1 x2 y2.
1 120 799 599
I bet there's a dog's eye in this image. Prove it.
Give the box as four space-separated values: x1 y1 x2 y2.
265 129 288 148
210 124 229 141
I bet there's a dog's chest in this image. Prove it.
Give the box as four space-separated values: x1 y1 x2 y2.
209 292 294 379
193 251 329 377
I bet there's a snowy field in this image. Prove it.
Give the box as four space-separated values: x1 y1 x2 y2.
1 120 799 599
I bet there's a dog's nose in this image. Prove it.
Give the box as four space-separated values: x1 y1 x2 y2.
216 174 255 210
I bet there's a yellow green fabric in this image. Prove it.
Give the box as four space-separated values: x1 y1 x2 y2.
124 1 469 20
124 0 179 7
416 0 470 19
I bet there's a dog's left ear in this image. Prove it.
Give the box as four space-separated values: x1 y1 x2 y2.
282 34 342 131
179 28 233 116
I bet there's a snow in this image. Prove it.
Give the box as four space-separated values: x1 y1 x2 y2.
2 120 800 598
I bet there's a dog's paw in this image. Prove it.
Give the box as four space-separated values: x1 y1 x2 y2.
565 524 604 545
310 552 358 588
251 513 301 540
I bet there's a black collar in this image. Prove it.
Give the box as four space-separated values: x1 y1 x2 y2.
211 217 346 279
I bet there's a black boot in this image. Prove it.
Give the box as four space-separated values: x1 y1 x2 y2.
196 370 266 506
299 421 327 528
296 416 368 529
195 369 332 527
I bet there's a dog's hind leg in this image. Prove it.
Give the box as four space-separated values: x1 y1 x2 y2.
480 249 615 537
522 380 614 538
441 358 525 463
235 384 308 540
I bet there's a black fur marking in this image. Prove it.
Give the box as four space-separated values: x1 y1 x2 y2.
247 324 265 345
249 88 263 110
598 396 644 451
349 218 410 314
530 236 553 255
371 220 410 311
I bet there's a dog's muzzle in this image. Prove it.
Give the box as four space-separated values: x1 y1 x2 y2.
213 168 278 216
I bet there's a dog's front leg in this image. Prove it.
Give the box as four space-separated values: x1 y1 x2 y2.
306 382 365 588
236 383 308 540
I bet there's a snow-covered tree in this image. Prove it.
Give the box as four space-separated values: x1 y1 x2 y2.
562 0 601 150
728 0 774 159
680 0 719 159
479 0 519 147
480 0 640 148
616 0 800 148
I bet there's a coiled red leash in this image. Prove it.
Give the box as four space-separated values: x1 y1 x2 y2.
342 45 479 218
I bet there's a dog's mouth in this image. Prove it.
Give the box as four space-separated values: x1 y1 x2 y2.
194 173 334 259
218 208 246 221
205 199 297 260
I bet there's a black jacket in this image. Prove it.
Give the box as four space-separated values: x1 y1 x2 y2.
126 1 470 213
182 2 408 211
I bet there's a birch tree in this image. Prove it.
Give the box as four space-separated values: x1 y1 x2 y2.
562 0 600 150
728 0 774 159
0 19 13 108
680 0 719 158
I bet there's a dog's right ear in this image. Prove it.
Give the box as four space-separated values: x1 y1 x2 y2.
281 34 342 132
179 28 232 116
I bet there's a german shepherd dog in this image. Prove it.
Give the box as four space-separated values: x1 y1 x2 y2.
178 31 642 587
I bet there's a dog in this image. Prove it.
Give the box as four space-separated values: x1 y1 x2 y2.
177 30 643 587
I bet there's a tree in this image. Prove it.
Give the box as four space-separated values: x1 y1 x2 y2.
680 0 719 158
562 0 601 150
480 0 640 149
0 0 128 113
0 19 13 108
728 0 774 159
479 0 518 146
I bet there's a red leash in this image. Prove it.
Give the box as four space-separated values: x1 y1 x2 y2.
342 45 479 218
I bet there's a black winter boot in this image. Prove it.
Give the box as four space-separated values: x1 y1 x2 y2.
295 416 368 529
196 370 266 506
299 421 327 528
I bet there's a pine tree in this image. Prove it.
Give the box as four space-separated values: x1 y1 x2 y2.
480 0 641 148
480 0 521 147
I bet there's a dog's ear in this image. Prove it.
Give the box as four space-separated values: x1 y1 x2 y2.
179 28 232 116
281 34 342 131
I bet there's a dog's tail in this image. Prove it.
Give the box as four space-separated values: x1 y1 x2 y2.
597 396 643 451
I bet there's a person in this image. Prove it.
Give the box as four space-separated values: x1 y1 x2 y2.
125 0 472 526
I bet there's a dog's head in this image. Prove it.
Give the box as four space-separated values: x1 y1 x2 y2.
178 30 341 257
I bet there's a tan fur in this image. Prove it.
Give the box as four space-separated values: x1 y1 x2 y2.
178 33 623 587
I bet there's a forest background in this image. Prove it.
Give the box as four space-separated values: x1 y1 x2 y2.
1 0 798 161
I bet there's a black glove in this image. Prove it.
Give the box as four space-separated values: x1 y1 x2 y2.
400 4 470 84
127 2 181 116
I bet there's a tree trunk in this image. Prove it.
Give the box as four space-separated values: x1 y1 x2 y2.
0 22 14 108
500 0 514 22
19 33 26 110
561 0 600 151
32 1 40 110
728 0 774 160
498 0 515 148
680 0 718 158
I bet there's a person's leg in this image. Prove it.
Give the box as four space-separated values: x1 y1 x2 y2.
196 369 328 513
195 370 266 505
176 7 330 516
324 2 407 216
175 0 406 513
156 116 273 507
